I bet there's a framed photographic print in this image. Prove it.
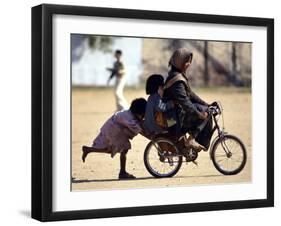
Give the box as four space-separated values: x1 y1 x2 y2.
31 4 274 221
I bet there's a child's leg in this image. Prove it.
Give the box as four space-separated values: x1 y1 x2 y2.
184 134 206 151
185 134 193 143
119 149 128 174
119 150 136 179
82 145 110 162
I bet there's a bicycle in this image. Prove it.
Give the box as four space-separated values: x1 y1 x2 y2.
143 102 247 178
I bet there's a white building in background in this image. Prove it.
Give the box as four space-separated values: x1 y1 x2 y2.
72 36 143 86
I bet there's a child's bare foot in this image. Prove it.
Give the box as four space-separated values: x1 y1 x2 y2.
82 146 89 163
185 139 206 152
118 171 136 180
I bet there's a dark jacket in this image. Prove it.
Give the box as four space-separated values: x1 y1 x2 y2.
164 69 208 119
164 68 212 148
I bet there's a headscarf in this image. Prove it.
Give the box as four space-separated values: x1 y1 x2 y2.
169 48 193 72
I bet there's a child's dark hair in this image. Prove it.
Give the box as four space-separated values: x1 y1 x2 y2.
130 98 147 116
115 49 122 55
145 74 164 94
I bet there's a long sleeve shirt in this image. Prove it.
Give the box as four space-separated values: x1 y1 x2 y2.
143 93 174 135
164 71 208 119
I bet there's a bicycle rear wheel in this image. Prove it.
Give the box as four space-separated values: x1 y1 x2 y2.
211 134 247 175
144 138 182 178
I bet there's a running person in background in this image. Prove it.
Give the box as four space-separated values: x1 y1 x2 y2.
107 49 129 111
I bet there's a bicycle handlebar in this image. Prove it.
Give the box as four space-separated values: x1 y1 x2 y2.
208 102 222 116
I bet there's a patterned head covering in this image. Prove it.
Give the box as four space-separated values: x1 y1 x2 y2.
169 48 193 71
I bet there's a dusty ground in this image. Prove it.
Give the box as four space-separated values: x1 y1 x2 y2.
71 87 252 191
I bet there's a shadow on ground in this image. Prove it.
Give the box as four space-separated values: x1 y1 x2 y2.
72 174 223 183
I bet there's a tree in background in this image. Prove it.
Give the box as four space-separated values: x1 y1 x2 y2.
230 42 243 86
165 39 185 50
188 40 245 86
71 35 114 63
88 36 114 53
203 41 209 86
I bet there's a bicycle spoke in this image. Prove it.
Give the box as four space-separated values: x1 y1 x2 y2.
227 158 229 170
230 157 243 163
215 154 227 157
216 158 227 163
212 136 246 174
146 140 181 177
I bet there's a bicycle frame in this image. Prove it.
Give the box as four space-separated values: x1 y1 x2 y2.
209 105 232 158
150 103 232 159
144 103 247 178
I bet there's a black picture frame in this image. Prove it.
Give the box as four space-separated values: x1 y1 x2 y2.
31 3 274 222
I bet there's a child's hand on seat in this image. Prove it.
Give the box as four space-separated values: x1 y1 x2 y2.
158 86 164 97
199 111 209 120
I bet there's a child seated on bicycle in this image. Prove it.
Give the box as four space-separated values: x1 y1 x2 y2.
82 98 147 179
142 74 179 138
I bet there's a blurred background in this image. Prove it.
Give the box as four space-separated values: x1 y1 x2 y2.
71 34 252 190
71 34 251 87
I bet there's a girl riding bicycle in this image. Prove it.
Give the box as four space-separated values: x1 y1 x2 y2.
164 48 213 151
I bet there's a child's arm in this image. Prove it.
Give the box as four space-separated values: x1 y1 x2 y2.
126 122 142 136
115 113 142 136
171 82 204 118
190 89 209 106
139 121 153 139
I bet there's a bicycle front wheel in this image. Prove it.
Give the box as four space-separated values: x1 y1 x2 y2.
211 134 247 175
144 138 182 178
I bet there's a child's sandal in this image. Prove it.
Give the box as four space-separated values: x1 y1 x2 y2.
118 172 136 180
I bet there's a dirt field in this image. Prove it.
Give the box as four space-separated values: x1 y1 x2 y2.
71 87 252 191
